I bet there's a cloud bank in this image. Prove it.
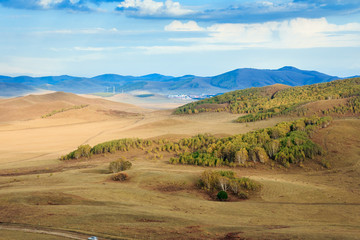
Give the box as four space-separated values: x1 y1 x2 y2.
1 0 359 23
157 18 360 54
0 0 118 11
114 0 360 22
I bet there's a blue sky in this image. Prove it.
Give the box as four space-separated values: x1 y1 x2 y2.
0 0 360 77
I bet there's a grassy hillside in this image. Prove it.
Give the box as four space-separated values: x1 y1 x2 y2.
175 77 360 122
1 118 359 239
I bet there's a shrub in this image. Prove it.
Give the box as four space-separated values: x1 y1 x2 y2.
109 158 132 173
237 192 248 199
218 170 235 178
217 191 228 201
111 172 128 181
321 159 331 169
238 177 259 191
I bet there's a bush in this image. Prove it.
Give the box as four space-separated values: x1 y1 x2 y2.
111 172 128 181
237 192 248 199
109 158 132 173
217 191 228 201
321 159 331 169
218 170 235 178
60 144 92 160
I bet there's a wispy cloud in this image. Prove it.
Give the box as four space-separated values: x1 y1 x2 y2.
36 27 119 35
136 44 249 54
0 0 89 10
114 0 360 23
164 20 204 32
116 0 194 18
194 1 360 23
157 18 360 54
0 0 118 11
74 46 125 51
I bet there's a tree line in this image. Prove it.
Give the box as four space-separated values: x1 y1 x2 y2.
61 116 331 168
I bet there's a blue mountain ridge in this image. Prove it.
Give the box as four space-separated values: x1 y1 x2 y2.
0 66 340 97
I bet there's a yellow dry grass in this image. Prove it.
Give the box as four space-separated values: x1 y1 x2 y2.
0 92 359 239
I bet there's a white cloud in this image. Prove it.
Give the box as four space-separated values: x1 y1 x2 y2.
164 20 204 32
163 18 360 52
38 0 64 8
164 0 192 16
117 0 194 17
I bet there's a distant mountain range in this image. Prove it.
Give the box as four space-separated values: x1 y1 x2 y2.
0 66 340 97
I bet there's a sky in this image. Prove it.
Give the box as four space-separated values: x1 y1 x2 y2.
0 0 360 77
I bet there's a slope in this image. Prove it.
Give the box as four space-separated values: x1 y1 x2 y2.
0 92 146 122
175 77 360 122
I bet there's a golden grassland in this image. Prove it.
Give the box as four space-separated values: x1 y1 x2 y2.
0 92 359 239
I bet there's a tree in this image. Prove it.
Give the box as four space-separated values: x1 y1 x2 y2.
264 140 280 159
200 170 219 191
218 176 230 191
235 148 248 164
251 147 269 163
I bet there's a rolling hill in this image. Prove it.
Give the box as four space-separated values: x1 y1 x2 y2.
175 77 360 122
0 66 339 97
0 91 146 122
